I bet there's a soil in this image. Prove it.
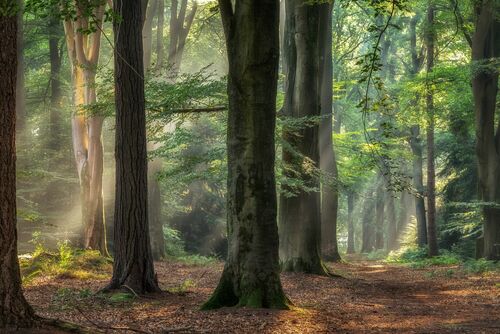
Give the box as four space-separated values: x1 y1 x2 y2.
19 258 500 333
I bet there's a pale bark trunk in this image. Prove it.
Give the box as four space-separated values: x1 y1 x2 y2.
143 0 158 70
155 0 165 70
410 125 428 247
472 0 500 260
279 0 326 275
375 175 385 250
168 0 197 76
202 0 289 309
361 186 376 253
0 9 36 328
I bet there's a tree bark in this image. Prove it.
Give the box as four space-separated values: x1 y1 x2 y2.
168 0 197 76
318 1 341 262
361 186 376 253
155 0 165 70
202 0 289 310
472 0 500 260
15 0 24 132
346 192 356 254
143 0 158 70
425 3 439 257
148 155 165 260
0 7 36 328
375 175 385 250
410 125 428 247
107 0 160 294
63 2 107 254
279 0 327 275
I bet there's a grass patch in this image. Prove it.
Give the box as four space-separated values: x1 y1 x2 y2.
20 241 112 284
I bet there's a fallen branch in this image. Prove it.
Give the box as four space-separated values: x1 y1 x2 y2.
74 305 152 334
150 106 227 114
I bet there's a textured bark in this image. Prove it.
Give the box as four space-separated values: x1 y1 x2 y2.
279 0 326 275
346 192 356 254
361 187 376 253
63 3 107 254
375 175 385 250
0 8 36 328
318 2 341 262
410 125 428 247
107 0 160 294
472 0 500 260
168 0 197 76
15 0 24 132
202 0 289 310
425 4 439 257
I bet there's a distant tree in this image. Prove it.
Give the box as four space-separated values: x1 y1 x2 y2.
106 0 160 293
0 3 36 327
202 0 289 309
472 0 500 260
168 0 197 76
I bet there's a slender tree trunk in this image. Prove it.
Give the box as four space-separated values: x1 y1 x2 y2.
346 192 356 254
143 0 157 70
410 125 428 247
361 187 376 253
148 155 165 260
0 8 36 328
386 188 397 250
319 2 340 262
472 0 500 260
279 0 326 275
202 0 289 310
106 0 160 294
155 0 165 70
168 0 197 76
425 3 439 257
375 175 385 250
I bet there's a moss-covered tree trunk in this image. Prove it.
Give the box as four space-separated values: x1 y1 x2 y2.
279 0 327 275
472 0 500 260
106 0 160 294
202 0 289 310
0 6 36 328
318 1 341 263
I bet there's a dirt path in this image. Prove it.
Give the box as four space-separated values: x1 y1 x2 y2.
23 260 500 333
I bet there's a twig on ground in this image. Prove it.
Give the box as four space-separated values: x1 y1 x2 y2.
74 305 151 334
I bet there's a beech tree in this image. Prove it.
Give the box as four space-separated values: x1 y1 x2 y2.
106 0 160 293
472 0 500 260
202 0 289 309
0 3 35 327
62 0 107 253
279 0 327 275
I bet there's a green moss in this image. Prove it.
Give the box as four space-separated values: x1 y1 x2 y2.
201 270 238 310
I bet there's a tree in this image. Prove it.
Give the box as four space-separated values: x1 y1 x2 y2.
319 1 341 262
0 3 35 327
346 192 356 254
168 0 197 76
143 0 158 70
202 0 289 309
425 2 439 256
62 1 107 253
279 0 327 275
106 0 160 294
472 0 500 260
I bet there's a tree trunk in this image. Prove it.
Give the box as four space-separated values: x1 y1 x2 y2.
202 0 289 310
279 0 326 275
361 187 376 253
63 4 107 254
48 12 63 151
410 125 428 247
318 2 341 262
0 8 35 328
143 0 157 70
386 188 397 250
346 192 356 254
148 156 165 260
425 3 439 257
15 0 24 132
107 0 160 294
375 175 385 250
168 0 197 76
155 0 165 70
472 0 500 260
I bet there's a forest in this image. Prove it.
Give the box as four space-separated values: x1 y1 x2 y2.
0 0 499 333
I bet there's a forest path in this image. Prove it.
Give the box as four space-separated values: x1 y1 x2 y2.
22 259 500 333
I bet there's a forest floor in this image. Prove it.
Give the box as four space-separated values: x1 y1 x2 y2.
19 257 500 334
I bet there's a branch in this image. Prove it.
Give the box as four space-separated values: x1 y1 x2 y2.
449 0 472 48
150 106 226 114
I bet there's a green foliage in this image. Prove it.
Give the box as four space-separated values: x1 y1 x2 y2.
462 259 500 275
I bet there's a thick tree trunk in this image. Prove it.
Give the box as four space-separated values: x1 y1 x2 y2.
410 125 428 247
472 0 500 260
375 175 385 250
15 0 24 132
279 0 326 275
0 9 35 328
202 0 289 310
361 187 376 253
346 192 356 254
425 4 439 257
107 0 160 294
318 2 341 262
